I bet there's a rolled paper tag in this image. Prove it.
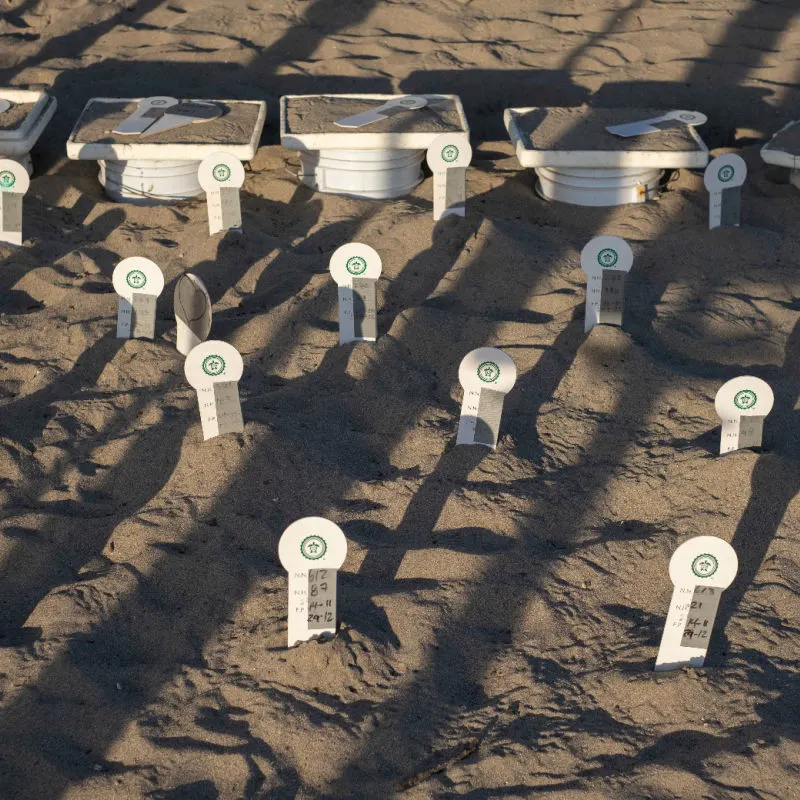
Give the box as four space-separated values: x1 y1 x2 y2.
426 133 472 221
142 101 224 137
113 96 179 135
174 273 212 356
112 256 164 339
456 347 517 448
329 242 382 344
278 517 348 647
0 100 11 114
334 95 428 128
715 376 773 454
606 109 708 138
197 152 245 235
704 154 746 230
0 158 30 247
655 535 738 671
184 340 244 441
580 235 634 333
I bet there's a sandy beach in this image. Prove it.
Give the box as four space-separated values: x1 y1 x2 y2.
1 1 800 798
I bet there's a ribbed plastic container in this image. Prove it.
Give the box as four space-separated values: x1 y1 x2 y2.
99 159 203 204
299 148 424 199
0 152 33 176
536 166 665 207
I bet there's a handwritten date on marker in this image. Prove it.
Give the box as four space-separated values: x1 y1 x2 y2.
0 158 30 247
580 235 633 333
174 273 212 356
184 340 244 441
329 243 382 345
112 257 164 340
655 536 738 671
197 152 245 235
704 154 746 230
456 347 517 449
715 376 773 455
278 517 347 647
426 133 472 221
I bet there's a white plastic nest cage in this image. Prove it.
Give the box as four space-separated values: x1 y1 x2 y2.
66 97 266 204
280 94 470 201
0 89 58 177
505 106 709 208
760 120 800 191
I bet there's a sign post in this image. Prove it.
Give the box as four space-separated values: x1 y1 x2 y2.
329 243 382 344
278 517 348 647
112 257 164 339
580 235 634 333
715 376 773 454
456 347 517 448
655 536 738 671
198 152 245 235
426 133 472 221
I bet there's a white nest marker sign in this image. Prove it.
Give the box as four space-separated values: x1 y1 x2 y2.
329 243 381 344
606 109 708 138
0 158 30 246
112 257 164 339
715 376 773 454
278 517 348 647
655 536 738 671
174 273 212 356
198 152 245 235
704 154 746 230
184 340 244 440
426 133 472 221
456 347 517 448
580 235 633 333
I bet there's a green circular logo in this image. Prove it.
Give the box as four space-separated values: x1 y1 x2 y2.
151 99 168 106
441 144 459 163
201 354 226 377
597 248 618 268
346 255 367 276
212 163 231 182
0 170 16 190
692 553 718 579
300 535 327 560
718 164 735 183
400 98 417 106
477 360 500 383
679 113 695 121
125 269 147 290
734 389 757 410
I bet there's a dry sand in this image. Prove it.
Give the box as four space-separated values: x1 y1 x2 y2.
0 102 36 131
0 1 800 799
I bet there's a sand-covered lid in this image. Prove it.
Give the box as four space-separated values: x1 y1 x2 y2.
66 98 266 161
505 106 709 169
280 94 469 150
0 88 57 155
760 121 800 168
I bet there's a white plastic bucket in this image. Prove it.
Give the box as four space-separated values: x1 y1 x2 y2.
299 148 424 200
0 152 33 176
98 159 202 204
535 165 665 207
